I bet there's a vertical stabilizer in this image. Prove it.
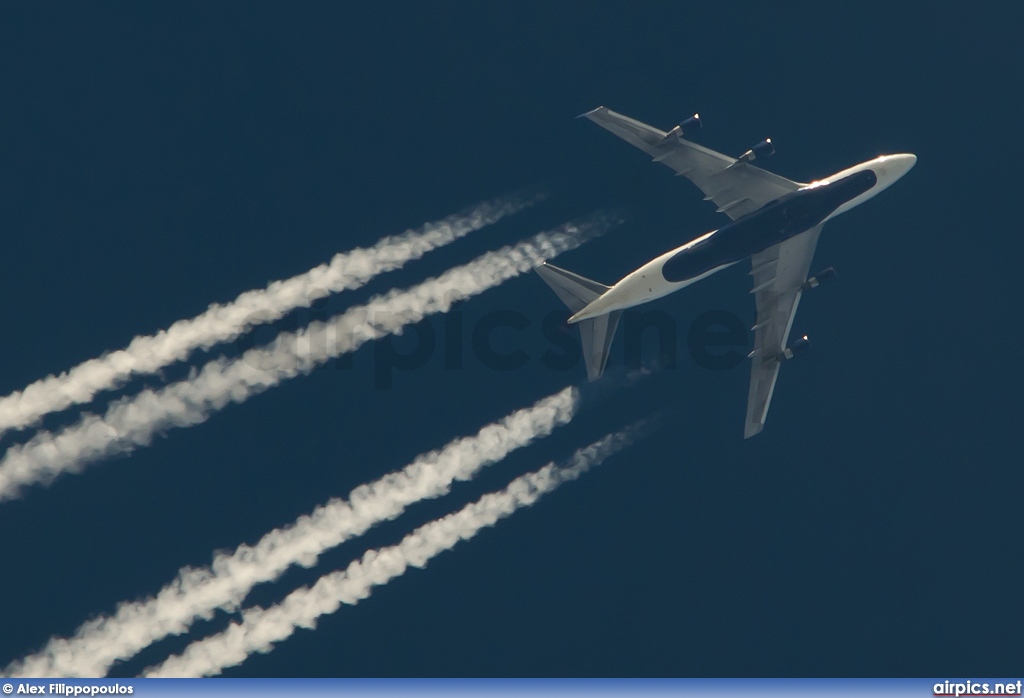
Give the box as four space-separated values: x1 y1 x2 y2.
535 263 621 381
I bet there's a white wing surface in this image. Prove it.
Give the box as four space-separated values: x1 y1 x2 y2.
744 225 823 438
582 106 802 220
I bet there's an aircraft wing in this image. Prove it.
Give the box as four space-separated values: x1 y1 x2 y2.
582 106 803 220
743 225 823 438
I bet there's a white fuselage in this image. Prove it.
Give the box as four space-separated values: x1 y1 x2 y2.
568 153 916 323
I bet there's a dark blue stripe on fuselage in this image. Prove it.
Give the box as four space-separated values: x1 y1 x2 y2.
661 170 877 283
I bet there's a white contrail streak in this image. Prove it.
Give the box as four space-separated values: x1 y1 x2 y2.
3 388 578 678
0 196 538 437
0 215 614 502
144 425 643 678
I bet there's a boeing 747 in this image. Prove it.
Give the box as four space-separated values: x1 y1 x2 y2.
537 106 915 437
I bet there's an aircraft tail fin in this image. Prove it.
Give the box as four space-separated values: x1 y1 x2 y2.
535 262 621 381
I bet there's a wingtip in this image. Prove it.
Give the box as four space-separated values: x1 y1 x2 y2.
743 423 764 439
575 106 605 120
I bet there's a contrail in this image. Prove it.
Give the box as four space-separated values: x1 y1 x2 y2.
0 215 615 502
144 425 645 678
0 196 539 437
3 388 578 678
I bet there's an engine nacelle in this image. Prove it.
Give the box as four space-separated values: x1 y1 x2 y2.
737 138 775 164
779 335 810 361
676 113 702 135
661 113 702 141
802 267 837 290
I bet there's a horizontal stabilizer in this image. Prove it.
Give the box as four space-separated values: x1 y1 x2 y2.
577 310 621 381
534 263 620 381
534 262 609 313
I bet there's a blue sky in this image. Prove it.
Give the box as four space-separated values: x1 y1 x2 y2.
0 2 1021 677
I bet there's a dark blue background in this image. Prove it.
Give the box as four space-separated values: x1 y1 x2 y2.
0 2 1020 677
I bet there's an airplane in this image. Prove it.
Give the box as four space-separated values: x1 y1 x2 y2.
536 106 916 438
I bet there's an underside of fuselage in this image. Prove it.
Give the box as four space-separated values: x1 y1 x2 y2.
661 169 877 283
567 168 878 323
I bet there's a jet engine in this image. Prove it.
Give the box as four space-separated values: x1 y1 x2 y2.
802 267 837 290
779 335 810 360
661 113 702 141
676 113 702 134
737 138 775 164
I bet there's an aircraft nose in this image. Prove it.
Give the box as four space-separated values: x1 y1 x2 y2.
890 153 917 178
880 153 917 180
871 153 916 189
